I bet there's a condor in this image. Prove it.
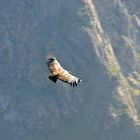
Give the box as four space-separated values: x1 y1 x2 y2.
47 56 81 87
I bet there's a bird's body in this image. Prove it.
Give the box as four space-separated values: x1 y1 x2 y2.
47 56 81 87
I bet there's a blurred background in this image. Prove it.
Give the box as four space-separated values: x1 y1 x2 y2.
0 0 140 139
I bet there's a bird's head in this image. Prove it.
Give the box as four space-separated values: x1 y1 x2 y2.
47 57 56 64
78 79 82 83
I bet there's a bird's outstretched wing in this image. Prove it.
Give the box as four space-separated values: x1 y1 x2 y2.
47 56 81 87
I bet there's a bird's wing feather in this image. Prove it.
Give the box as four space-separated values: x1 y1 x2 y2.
58 70 80 87
47 57 64 76
47 56 81 87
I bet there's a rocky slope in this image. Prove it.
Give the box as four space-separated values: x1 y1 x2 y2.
0 0 140 139
85 0 140 124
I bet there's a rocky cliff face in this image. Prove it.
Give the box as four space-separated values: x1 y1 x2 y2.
0 0 140 140
85 0 140 124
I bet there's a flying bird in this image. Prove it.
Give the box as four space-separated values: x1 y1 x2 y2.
46 56 81 87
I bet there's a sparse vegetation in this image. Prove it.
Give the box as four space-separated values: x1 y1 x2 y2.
85 0 140 124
